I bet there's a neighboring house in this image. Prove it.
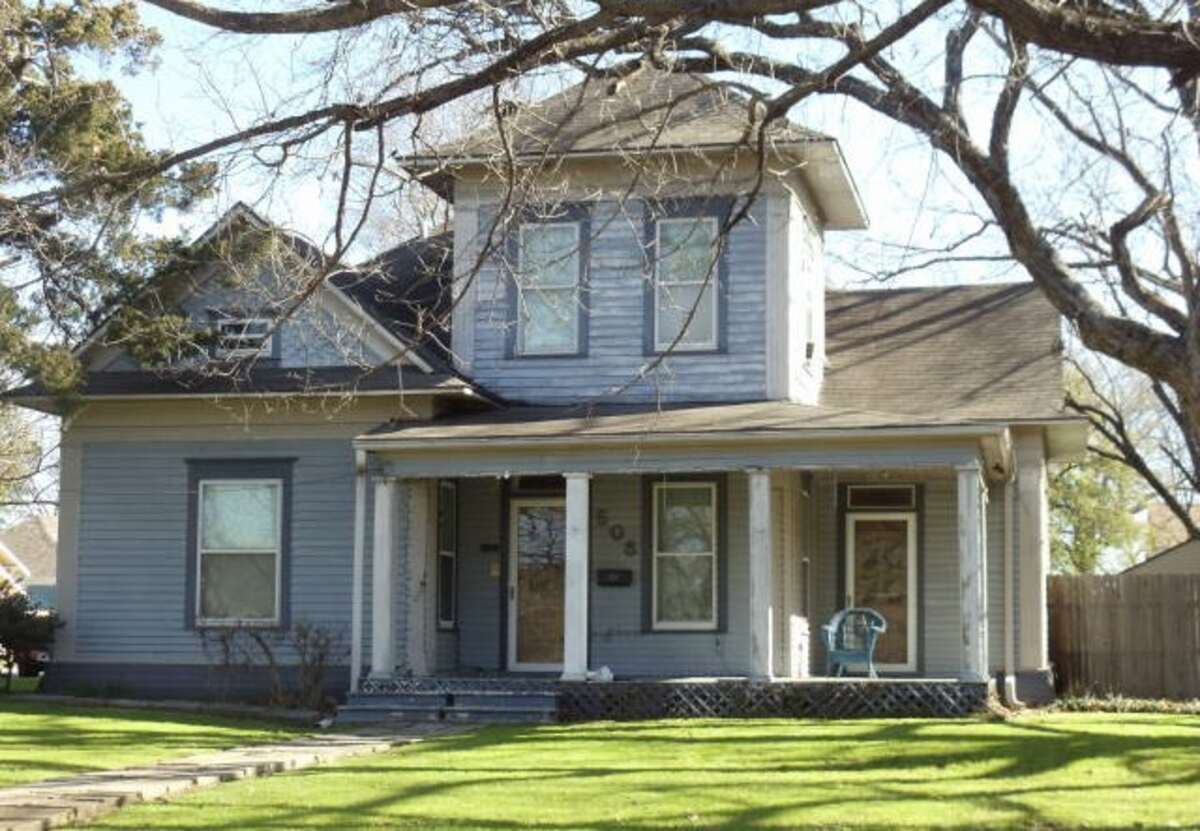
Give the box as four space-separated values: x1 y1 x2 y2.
1142 502 1200 551
0 514 57 608
1121 539 1200 576
4 72 1086 709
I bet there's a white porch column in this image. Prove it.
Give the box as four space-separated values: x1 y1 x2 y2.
748 469 773 680
1015 429 1050 673
350 451 367 693
406 480 434 677
561 473 591 681
370 477 398 678
957 462 989 682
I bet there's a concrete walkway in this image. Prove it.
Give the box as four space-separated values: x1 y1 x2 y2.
0 723 462 831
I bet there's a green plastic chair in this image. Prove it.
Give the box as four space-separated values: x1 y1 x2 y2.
822 608 888 678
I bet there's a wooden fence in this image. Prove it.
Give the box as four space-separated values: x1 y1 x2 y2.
1048 574 1200 700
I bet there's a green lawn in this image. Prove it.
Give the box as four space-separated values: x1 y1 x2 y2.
0 699 301 788
90 713 1200 830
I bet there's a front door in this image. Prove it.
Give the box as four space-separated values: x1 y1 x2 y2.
845 513 917 672
507 498 566 671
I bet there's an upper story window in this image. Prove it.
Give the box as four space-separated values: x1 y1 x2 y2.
213 315 274 359
653 215 720 352
515 222 582 356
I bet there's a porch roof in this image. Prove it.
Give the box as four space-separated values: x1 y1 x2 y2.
357 399 1006 447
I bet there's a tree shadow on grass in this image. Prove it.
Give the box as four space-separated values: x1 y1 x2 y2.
85 716 1200 831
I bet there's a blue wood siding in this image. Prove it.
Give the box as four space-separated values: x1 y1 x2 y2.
469 199 768 403
455 477 504 671
74 439 398 668
810 472 964 677
589 472 751 676
444 472 754 677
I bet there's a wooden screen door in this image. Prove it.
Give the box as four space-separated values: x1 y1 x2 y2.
845 513 917 672
507 498 566 671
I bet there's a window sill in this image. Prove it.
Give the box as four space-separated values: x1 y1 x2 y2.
650 624 720 633
650 347 724 357
509 351 588 360
195 619 282 629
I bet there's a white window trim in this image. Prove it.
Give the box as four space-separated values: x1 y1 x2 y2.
516 221 581 356
844 512 918 673
651 481 719 631
195 478 283 627
214 316 274 359
437 480 457 630
654 216 720 353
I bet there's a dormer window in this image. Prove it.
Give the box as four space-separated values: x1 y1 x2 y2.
652 215 721 352
213 315 274 359
515 221 583 356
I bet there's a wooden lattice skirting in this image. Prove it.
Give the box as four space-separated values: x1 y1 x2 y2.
557 680 991 721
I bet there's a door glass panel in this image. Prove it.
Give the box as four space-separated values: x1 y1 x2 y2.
852 519 910 666
514 505 565 665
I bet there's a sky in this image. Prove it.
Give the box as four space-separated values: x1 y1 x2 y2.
114 5 1033 290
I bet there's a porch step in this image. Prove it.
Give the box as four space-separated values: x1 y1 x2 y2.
443 704 557 724
336 705 445 724
336 689 560 725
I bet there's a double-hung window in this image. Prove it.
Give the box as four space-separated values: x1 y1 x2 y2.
196 479 282 625
654 216 719 351
652 482 718 630
213 315 274 359
437 480 457 630
516 222 581 355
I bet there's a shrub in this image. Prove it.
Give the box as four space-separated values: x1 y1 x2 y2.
1054 693 1200 716
199 621 348 711
0 586 60 691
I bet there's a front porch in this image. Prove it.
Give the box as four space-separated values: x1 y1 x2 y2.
343 404 1054 719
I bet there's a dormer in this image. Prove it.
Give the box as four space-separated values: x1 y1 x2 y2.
401 70 867 405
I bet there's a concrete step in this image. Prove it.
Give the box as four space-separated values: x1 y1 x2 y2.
442 704 557 724
450 692 558 709
336 707 446 725
344 693 449 708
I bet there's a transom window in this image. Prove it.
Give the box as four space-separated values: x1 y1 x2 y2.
196 479 282 625
652 482 718 630
516 222 581 356
214 316 273 359
846 485 916 510
654 216 719 351
437 480 457 630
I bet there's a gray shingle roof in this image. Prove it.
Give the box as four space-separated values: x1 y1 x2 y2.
360 400 982 444
407 70 830 164
330 232 454 367
823 282 1066 421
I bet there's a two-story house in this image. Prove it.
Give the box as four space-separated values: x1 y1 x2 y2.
5 72 1085 719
